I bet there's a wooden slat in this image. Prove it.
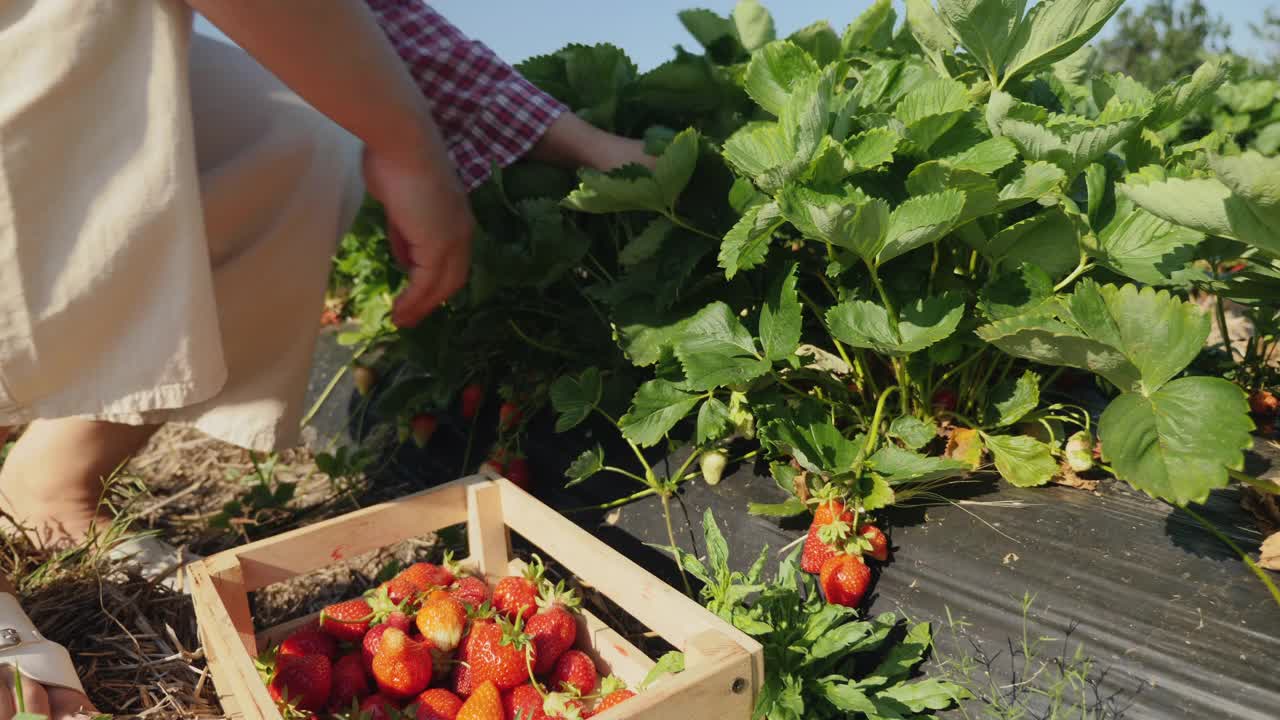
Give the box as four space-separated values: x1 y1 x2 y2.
592 631 756 720
202 475 484 589
189 562 281 720
496 480 764 698
466 481 510 577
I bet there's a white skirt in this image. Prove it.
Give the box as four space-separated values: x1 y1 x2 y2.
0 0 365 451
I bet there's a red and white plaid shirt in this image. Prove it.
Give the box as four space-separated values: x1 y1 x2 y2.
366 0 568 191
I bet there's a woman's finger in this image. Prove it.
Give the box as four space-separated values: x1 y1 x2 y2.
0 666 50 719
47 686 98 720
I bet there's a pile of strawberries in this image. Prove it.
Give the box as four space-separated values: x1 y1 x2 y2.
799 498 890 608
259 555 638 719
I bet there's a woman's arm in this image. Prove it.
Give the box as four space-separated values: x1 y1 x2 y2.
186 0 475 327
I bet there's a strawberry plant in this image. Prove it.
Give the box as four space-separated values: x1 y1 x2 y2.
328 0 1280 605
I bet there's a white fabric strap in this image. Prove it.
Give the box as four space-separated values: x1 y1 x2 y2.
0 592 85 695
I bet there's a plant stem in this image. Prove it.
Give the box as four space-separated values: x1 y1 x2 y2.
1181 505 1280 608
661 491 695 597
300 340 375 428
603 466 651 486
665 213 721 242
561 486 659 513
1053 256 1094 292
863 385 899 460
1215 294 1241 360
1230 468 1280 495
507 318 575 357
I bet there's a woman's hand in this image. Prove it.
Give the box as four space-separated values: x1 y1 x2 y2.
0 665 96 720
362 130 476 328
529 113 656 172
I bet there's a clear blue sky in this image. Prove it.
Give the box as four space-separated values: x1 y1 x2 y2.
196 1 1268 70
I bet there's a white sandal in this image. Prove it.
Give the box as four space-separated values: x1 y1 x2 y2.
0 591 86 695
106 534 203 594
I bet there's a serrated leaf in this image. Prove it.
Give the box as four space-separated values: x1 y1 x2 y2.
674 302 770 391
789 21 842 65
696 397 732 444
641 651 686 690
654 128 700 209
549 368 602 432
937 0 1026 79
861 474 896 510
984 433 1057 487
993 107 1143 178
870 445 968 483
878 678 970 712
619 379 701 447
846 127 902 172
1100 377 1253 505
895 77 973 152
744 41 819 116
981 206 1083 278
722 122 799 193
888 415 939 450
621 217 674 267
879 190 967 264
563 165 666 214
1120 172 1280 258
1094 209 1201 286
996 161 1067 211
565 446 605 487
1149 56 1232 129
907 0 956 61
679 8 742 59
979 263 1054 320
733 0 776 52
827 293 965 356
977 308 1140 392
1002 0 1124 83
843 0 897 53
779 185 862 244
984 370 1040 427
703 509 730 577
906 163 999 223
943 136 1019 173
761 264 803 362
719 201 783 279
761 420 860 475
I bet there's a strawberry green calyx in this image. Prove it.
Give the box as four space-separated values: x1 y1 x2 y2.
523 554 548 584
595 674 629 699
498 615 533 651
816 519 852 548
544 691 585 720
364 585 410 624
536 579 581 613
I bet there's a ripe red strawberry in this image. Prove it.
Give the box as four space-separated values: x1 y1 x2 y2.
377 577 421 609
550 650 597 696
320 599 373 642
358 693 399 720
526 582 578 675
493 559 543 622
362 624 391 674
397 561 456 593
354 365 377 396
268 653 331 712
451 659 476 698
931 387 958 412
411 414 439 448
278 626 337 660
455 617 536 692
587 685 635 717
416 688 464 720
460 384 485 421
504 456 532 491
457 681 503 720
819 554 871 608
801 500 854 575
328 653 370 710
450 576 491 608
372 627 434 700
858 524 889 562
503 684 585 720
498 402 522 431
416 590 468 654
1250 389 1279 416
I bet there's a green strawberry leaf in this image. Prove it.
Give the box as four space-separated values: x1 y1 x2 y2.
1100 377 1253 505
983 433 1057 487
760 264 803 362
733 0 777 52
879 190 967 265
641 651 686 690
936 0 1024 80
895 77 973 152
843 0 897 53
696 397 733 444
1001 0 1124 83
549 367 602 432
760 420 861 475
878 677 972 712
718 201 784 279
866 621 934 687
888 415 939 451
982 370 1040 428
565 446 605 488
869 445 968 484
942 136 1019 174
743 41 819 116
674 302 771 391
619 379 702 447
826 293 965 356
1093 209 1202 286
620 217 674 267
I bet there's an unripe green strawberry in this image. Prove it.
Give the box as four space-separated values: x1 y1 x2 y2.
1065 430 1094 473
353 365 377 396
700 450 727 486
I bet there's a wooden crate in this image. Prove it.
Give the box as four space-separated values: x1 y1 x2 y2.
189 474 764 720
